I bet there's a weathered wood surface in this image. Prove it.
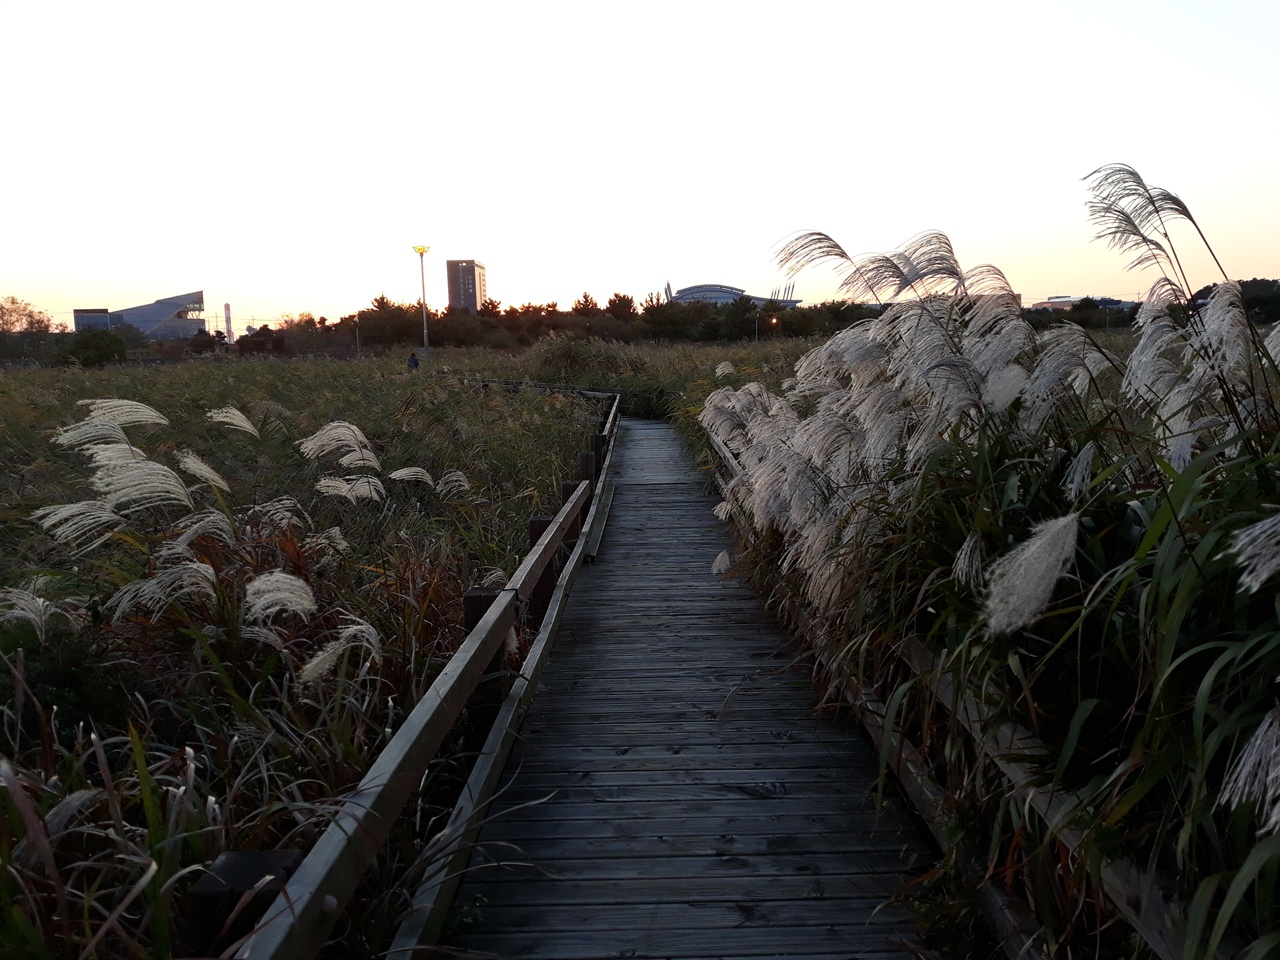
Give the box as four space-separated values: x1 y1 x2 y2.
443 419 931 959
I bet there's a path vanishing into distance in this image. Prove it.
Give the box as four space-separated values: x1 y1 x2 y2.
441 419 934 959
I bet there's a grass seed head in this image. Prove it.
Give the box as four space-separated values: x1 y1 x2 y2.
984 514 1080 636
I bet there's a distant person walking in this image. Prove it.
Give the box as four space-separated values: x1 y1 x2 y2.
408 351 420 371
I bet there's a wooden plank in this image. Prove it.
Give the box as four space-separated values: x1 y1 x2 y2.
439 419 931 958
454 875 920 908
476 810 921 841
449 925 916 959
455 897 915 933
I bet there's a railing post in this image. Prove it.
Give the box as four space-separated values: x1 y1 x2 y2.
526 516 559 625
559 481 582 544
462 587 508 744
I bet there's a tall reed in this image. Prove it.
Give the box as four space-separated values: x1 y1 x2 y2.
0 365 598 957
701 165 1279 957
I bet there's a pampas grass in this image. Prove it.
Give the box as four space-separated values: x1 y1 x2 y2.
703 164 1280 956
243 570 318 620
983 514 1079 636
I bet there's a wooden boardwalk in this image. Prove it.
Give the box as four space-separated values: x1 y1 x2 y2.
443 419 932 959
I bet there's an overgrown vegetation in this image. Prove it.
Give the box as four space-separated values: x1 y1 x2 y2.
699 165 1280 958
0 360 603 956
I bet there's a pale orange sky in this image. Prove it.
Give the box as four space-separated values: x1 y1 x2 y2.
1 0 1277 334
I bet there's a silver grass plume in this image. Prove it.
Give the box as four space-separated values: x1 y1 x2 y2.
712 550 731 575
298 639 345 686
1064 442 1098 502
715 361 736 378
240 624 285 650
316 475 386 502
339 448 382 471
80 442 147 466
75 399 170 428
1022 325 1112 433
1084 164 1217 279
177 451 230 492
156 509 236 561
105 562 217 622
303 527 351 575
1266 324 1280 363
91 459 194 514
983 364 1028 413
1186 280 1251 390
388 467 434 485
30 500 125 553
952 531 984 591
960 285 1037 383
1226 514 1280 594
207 406 260 438
297 421 371 461
435 469 471 499
338 615 383 663
984 514 1080 636
53 418 131 450
254 400 292 424
478 567 508 588
0 584 72 645
1218 705 1280 835
304 526 351 558
244 570 317 620
245 497 308 532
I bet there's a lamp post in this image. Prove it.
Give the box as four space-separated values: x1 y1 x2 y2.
413 245 430 355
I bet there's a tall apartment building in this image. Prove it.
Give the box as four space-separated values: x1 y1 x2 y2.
446 260 487 312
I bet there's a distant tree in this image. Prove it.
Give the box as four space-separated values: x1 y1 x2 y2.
572 293 601 317
113 323 149 352
1072 296 1099 312
277 312 319 331
1242 278 1280 324
605 293 638 323
0 296 53 334
479 298 503 318
189 329 218 354
60 329 126 367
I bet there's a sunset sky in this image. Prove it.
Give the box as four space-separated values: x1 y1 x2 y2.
1 0 1277 335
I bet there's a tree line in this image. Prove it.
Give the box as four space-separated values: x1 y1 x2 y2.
263 292 882 353
4 278 1278 366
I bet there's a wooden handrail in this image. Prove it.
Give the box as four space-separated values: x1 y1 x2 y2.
387 392 622 956
236 406 618 960
507 481 589 602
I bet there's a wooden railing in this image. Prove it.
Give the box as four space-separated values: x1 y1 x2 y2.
232 393 620 960
700 428 1223 960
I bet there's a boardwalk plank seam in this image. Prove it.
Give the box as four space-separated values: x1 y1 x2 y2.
443 419 930 959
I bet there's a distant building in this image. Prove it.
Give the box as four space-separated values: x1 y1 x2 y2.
73 291 206 339
1029 295 1136 312
447 261 487 312
73 308 110 330
668 283 802 308
1030 296 1082 311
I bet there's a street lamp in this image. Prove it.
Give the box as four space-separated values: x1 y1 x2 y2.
413 245 430 355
